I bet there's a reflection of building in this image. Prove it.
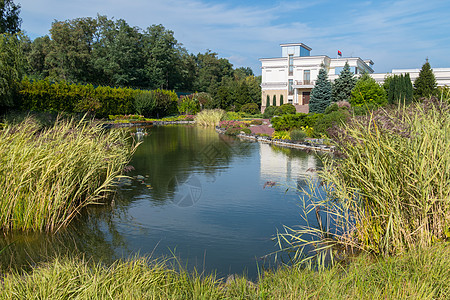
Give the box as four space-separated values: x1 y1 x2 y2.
260 43 374 113
259 143 317 183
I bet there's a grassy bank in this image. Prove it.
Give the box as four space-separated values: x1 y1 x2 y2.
0 116 135 232
0 243 448 299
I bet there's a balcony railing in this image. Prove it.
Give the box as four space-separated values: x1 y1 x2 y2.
294 80 315 86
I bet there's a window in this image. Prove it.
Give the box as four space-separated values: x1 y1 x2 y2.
288 55 294 76
303 70 310 84
288 79 294 95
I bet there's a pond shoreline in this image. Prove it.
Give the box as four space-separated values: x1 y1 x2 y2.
215 127 335 153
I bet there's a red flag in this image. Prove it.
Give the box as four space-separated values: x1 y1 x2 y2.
338 50 342 57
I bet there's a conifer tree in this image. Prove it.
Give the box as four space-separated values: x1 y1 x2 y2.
414 60 437 98
332 62 356 102
309 65 332 113
266 95 270 107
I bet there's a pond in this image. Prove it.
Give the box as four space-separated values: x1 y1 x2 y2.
0 125 325 280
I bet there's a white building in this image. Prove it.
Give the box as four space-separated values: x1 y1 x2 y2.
371 68 450 87
260 43 450 113
260 43 374 113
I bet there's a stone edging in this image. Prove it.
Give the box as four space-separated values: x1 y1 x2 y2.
215 127 335 153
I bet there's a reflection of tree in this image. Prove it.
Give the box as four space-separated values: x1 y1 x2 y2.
127 125 251 202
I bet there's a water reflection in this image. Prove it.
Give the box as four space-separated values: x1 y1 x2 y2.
0 125 324 279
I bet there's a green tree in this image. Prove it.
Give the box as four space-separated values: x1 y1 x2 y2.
266 95 270 107
46 17 98 83
194 50 233 93
414 60 437 98
387 74 413 104
0 33 26 109
92 16 145 87
27 35 52 79
280 95 284 105
272 95 276 106
0 0 21 34
309 66 332 113
350 73 387 107
332 62 356 102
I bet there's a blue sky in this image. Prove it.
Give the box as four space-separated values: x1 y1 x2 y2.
18 0 450 75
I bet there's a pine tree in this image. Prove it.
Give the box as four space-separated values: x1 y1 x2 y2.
280 95 283 105
414 60 437 98
266 95 270 107
309 66 332 113
332 62 356 102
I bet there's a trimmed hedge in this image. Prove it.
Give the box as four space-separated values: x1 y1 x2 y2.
18 79 178 118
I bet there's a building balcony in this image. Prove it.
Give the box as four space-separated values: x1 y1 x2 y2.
293 80 315 88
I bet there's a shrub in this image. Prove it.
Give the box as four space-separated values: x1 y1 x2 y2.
178 94 200 115
224 111 243 120
272 130 290 140
134 91 155 117
350 73 387 107
290 129 307 141
275 103 296 115
240 102 259 115
271 113 323 132
314 110 350 136
262 106 277 118
324 103 339 114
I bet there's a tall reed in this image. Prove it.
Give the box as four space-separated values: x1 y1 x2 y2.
0 116 136 232
194 109 226 126
278 98 450 261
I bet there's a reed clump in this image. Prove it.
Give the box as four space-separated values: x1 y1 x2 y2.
194 109 226 126
278 98 450 261
0 116 135 232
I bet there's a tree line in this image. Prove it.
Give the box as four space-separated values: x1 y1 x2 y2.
309 61 439 114
0 6 261 113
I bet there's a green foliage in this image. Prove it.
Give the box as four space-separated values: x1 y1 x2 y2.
134 91 155 117
310 66 332 113
350 73 387 107
275 103 296 115
177 94 200 115
0 116 135 231
271 113 323 132
332 62 356 102
2 245 450 299
0 33 26 109
272 95 276 106
319 100 450 255
266 95 270 107
18 79 178 118
387 74 414 104
314 109 349 136
290 129 307 141
0 0 21 34
414 60 437 98
324 103 339 114
262 106 277 118
280 95 284 105
272 130 290 140
240 102 259 115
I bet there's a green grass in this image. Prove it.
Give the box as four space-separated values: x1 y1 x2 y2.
277 99 450 263
195 109 226 126
0 244 449 299
0 116 136 232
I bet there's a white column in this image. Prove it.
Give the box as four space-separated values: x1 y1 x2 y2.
294 88 298 104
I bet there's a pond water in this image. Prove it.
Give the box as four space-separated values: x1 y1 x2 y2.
0 125 325 279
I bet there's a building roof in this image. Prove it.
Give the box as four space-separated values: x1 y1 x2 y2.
279 43 312 51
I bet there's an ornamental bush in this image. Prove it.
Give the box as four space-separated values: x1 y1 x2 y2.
275 103 296 115
240 102 259 115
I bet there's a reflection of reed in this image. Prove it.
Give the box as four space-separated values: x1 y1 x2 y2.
0 201 129 273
